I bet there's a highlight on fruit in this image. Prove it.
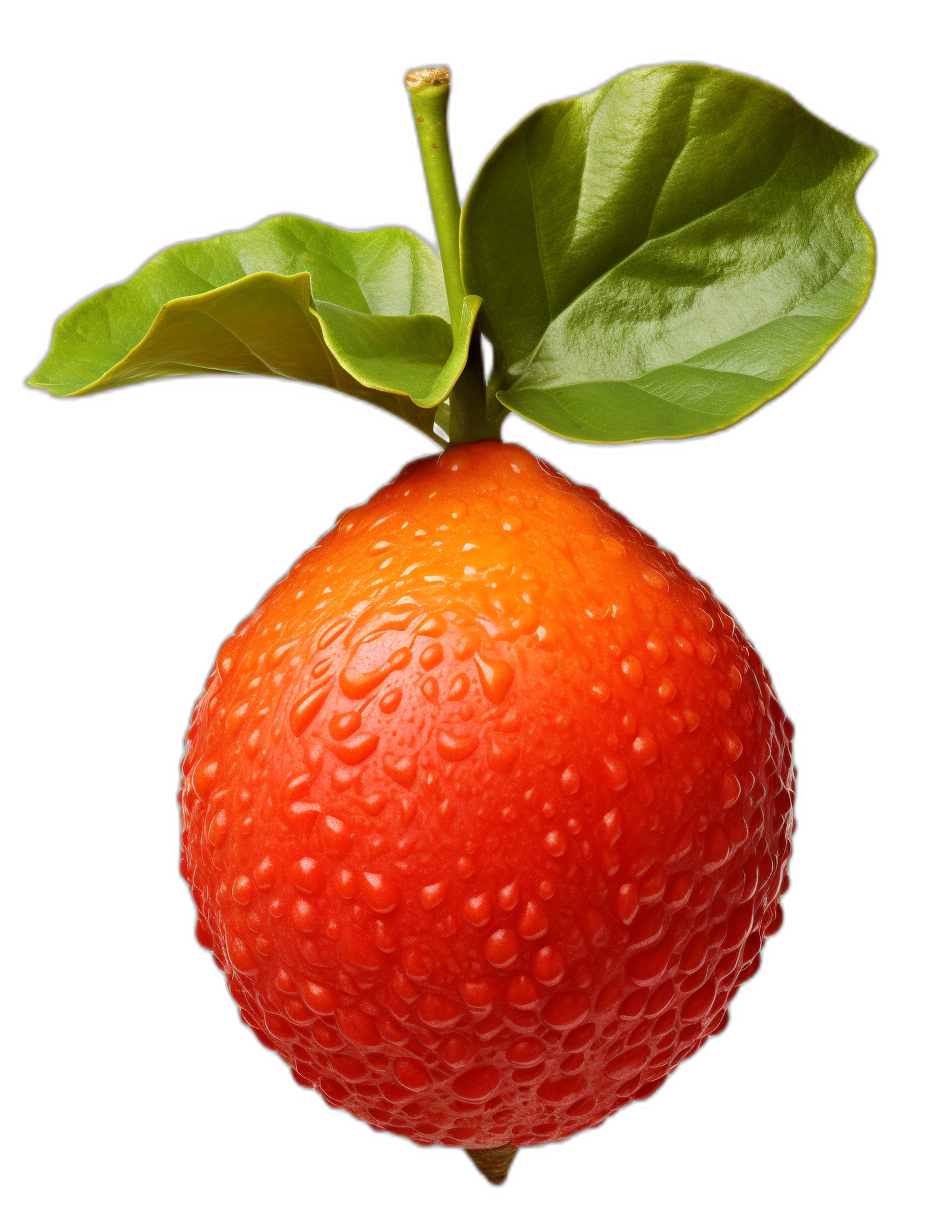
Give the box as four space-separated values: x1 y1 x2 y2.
29 63 874 1186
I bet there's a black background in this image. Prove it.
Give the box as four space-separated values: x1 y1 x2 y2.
18 26 887 1222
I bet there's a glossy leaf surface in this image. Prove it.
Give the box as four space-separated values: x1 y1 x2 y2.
462 64 875 442
315 292 479 410
29 216 479 435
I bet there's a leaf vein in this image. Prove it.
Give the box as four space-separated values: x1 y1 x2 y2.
522 134 554 327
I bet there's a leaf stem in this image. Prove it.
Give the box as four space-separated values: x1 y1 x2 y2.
406 67 495 445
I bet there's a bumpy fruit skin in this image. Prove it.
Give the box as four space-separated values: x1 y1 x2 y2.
180 441 793 1149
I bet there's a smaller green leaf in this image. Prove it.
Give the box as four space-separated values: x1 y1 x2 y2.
29 215 479 439
313 295 481 408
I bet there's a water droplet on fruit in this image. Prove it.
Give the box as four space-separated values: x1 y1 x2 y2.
616 883 639 925
560 764 581 794
642 569 668 592
542 992 591 1031
621 657 644 687
543 830 566 857
658 677 676 703
340 647 412 700
330 1053 368 1081
681 980 717 1022
421 882 447 910
358 792 387 816
359 871 399 913
419 992 463 1029
227 936 257 974
207 810 229 847
632 731 658 765
379 687 402 713
290 682 332 736
335 868 357 898
372 919 397 953
485 929 520 968
451 1066 500 1102
473 653 514 704
702 824 731 869
332 765 355 794
193 758 220 800
319 815 351 856
420 676 440 703
438 1036 475 1068
723 732 744 762
507 975 541 1009
463 893 491 926
382 752 417 787
628 938 676 985
498 881 519 911
517 900 549 940
302 980 336 1016
329 711 362 740
639 867 666 903
447 673 470 701
682 632 709 667
225 703 249 734
765 902 785 937
598 810 620 848
232 876 253 905
332 731 379 765
419 643 443 670
291 899 318 932
275 968 297 994
538 1074 586 1103
531 946 565 985
336 1007 381 1046
603 755 628 790
505 1039 545 1069
645 635 668 663
290 856 322 893
563 1023 596 1052
487 732 519 771
393 1058 431 1090
460 980 495 1010
317 617 351 651
453 633 478 660
416 613 447 638
436 729 479 761
604 1045 651 1082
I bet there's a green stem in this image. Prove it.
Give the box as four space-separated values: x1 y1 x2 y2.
406 67 495 446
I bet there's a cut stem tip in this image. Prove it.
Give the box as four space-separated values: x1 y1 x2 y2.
466 1146 518 1185
406 66 450 94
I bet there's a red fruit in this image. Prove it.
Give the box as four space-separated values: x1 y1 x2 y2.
180 440 793 1149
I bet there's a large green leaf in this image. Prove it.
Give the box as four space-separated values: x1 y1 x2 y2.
29 215 480 438
461 64 875 442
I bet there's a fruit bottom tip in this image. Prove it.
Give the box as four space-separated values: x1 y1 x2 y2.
465 1145 518 1185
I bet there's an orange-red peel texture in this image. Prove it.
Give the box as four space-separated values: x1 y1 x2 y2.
180 440 794 1148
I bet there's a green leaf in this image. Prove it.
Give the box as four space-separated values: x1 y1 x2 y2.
461 64 875 442
313 293 480 410
29 215 480 439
